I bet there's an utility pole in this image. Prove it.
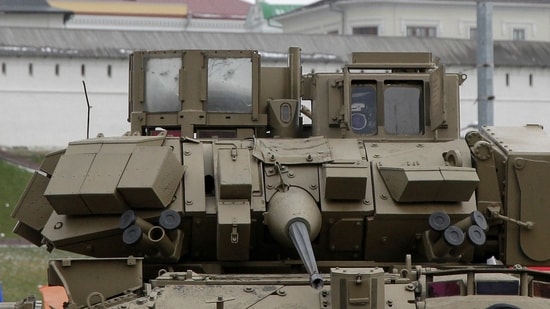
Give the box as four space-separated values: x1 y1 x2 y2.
477 1 494 127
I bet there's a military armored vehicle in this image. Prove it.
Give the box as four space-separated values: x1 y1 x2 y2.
9 47 550 308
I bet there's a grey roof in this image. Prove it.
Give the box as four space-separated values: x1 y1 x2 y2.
1 27 550 67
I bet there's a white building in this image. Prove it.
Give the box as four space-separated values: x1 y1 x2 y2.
2 27 550 148
2 0 550 148
1 0 254 32
48 0 253 32
273 0 550 41
0 0 72 28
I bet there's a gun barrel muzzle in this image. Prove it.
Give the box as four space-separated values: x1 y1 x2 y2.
288 220 324 289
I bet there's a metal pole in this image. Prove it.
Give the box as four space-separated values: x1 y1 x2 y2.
477 1 494 127
329 2 348 35
82 81 92 139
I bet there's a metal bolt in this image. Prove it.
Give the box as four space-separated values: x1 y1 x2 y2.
514 158 525 170
184 150 191 156
309 184 317 190
54 222 63 229
186 200 193 205
306 154 313 162
277 290 287 296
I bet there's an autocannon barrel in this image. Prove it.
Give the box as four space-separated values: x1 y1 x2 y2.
288 220 324 289
265 187 323 289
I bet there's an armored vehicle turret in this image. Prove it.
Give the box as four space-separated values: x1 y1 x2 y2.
10 47 550 308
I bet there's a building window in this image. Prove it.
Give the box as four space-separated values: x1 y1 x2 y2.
407 26 436 37
1 63 5 75
513 28 525 41
55 64 60 76
529 73 533 87
29 63 33 76
353 26 378 36
505 73 510 87
469 27 477 40
81 64 86 77
107 65 112 77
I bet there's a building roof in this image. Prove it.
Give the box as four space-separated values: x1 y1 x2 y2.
0 0 71 14
184 0 251 19
47 0 250 19
1 27 550 67
261 3 302 19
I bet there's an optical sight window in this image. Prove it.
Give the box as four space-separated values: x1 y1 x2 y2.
383 82 423 135
206 58 252 114
351 83 377 135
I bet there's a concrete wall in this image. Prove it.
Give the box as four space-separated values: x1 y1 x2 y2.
0 57 128 148
457 65 550 132
66 15 248 32
2 56 550 148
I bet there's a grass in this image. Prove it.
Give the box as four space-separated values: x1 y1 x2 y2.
0 152 51 302
0 247 50 302
0 160 33 240
0 247 82 302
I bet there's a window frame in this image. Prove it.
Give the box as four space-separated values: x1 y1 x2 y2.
352 26 379 36
406 26 437 38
